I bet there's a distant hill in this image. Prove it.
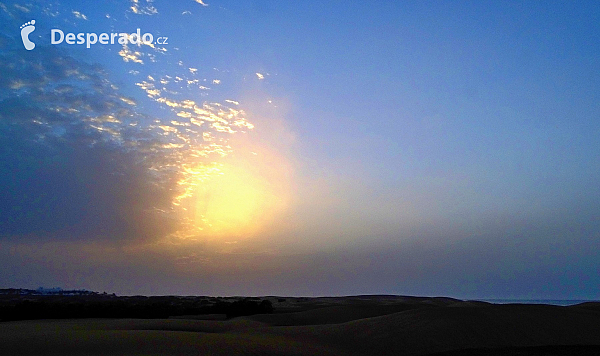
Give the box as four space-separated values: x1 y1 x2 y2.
0 288 100 296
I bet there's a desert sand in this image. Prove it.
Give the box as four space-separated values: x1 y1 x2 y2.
1 296 599 355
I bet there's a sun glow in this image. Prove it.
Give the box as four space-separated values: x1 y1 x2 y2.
170 147 291 241
191 163 278 237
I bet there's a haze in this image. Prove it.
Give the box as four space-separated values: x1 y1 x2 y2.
0 0 599 300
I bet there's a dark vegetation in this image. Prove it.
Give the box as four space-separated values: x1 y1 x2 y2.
0 289 273 321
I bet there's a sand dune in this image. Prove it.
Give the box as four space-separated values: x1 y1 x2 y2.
265 303 600 355
1 297 599 356
0 319 337 356
246 303 428 326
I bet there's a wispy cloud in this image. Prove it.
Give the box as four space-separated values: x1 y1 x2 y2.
72 10 87 20
130 0 158 15
0 35 260 245
118 45 144 64
13 4 30 12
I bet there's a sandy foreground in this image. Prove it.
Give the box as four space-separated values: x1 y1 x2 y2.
1 297 600 356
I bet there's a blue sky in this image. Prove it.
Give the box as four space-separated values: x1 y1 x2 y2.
0 0 599 299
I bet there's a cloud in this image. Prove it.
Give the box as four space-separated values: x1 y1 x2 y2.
13 4 30 13
0 44 177 243
130 0 158 15
0 7 292 295
71 10 87 20
118 45 144 64
0 40 220 242
0 15 277 248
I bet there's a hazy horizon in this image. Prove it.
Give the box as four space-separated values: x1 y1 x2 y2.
1 0 599 300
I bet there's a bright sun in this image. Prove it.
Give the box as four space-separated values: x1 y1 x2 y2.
186 162 284 238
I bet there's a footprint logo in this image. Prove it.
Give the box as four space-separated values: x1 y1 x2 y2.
20 20 36 50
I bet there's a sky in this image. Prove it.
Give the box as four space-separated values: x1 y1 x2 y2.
0 0 599 299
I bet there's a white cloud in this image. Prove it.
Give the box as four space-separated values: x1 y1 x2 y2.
72 10 87 20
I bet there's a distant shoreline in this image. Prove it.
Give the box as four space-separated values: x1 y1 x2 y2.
476 299 595 306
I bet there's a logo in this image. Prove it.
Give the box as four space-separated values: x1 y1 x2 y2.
51 28 167 48
20 20 36 50
19 21 168 50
